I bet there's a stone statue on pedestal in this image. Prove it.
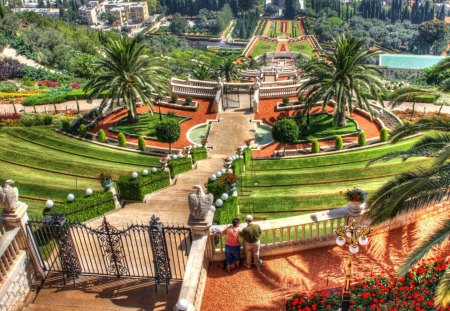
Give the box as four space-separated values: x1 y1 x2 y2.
0 180 21 212
188 185 213 220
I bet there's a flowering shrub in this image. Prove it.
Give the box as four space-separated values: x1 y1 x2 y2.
38 80 62 88
287 257 450 311
69 82 81 89
345 188 368 202
0 113 21 126
0 90 42 100
0 58 24 81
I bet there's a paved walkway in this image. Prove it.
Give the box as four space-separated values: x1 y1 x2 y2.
0 99 103 115
202 207 450 311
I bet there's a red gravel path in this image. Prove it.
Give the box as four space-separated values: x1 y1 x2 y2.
90 99 216 150
202 210 450 311
253 98 381 158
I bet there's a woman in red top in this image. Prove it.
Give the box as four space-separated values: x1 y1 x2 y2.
223 218 241 272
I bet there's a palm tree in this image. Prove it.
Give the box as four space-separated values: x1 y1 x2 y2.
192 62 214 81
218 58 240 82
367 117 450 307
84 37 169 123
298 35 385 127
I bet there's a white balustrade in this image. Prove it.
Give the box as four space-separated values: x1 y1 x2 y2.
0 223 25 283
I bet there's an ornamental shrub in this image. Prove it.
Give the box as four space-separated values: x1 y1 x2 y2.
61 118 71 132
232 158 244 175
118 132 127 147
79 124 87 138
42 114 53 125
243 148 252 164
282 96 290 105
20 114 38 127
311 139 320 153
117 171 170 201
168 157 192 177
97 129 106 142
272 118 299 154
335 135 343 150
155 119 181 153
138 136 146 151
170 94 178 103
44 191 115 222
185 96 193 104
358 131 366 146
214 197 238 225
0 58 24 81
380 127 389 142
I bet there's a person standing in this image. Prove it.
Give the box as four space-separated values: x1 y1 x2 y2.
241 215 263 268
222 218 241 272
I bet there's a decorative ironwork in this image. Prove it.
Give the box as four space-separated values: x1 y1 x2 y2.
149 215 171 292
47 215 81 282
96 217 128 277
26 215 191 288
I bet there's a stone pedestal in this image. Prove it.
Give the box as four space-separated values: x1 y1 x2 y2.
188 212 214 236
347 201 366 216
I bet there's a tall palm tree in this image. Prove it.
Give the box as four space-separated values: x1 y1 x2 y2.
84 37 169 123
298 35 385 127
192 62 214 81
218 58 240 82
367 117 450 307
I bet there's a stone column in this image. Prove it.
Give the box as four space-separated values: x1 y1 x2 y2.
2 203 45 280
212 78 224 113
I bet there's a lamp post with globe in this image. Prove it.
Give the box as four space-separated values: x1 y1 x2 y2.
335 218 370 311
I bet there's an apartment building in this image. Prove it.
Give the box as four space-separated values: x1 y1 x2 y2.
78 1 101 25
103 0 149 26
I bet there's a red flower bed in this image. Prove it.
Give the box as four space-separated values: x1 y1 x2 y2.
38 80 62 88
287 257 450 311
70 82 81 89
0 113 21 120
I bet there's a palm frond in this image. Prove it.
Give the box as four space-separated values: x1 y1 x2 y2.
398 219 450 275
390 117 450 143
436 268 450 308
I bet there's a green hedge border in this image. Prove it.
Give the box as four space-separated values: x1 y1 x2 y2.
190 147 208 163
214 196 238 225
43 191 115 222
117 171 170 201
168 157 192 176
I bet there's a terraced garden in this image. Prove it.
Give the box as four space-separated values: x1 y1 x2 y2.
238 137 430 220
0 127 160 218
267 20 301 38
289 40 315 57
251 40 277 57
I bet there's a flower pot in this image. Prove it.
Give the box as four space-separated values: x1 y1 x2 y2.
101 180 113 191
347 201 365 216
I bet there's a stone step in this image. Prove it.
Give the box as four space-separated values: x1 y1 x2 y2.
22 303 138 311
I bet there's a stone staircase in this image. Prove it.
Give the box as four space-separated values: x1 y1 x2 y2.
21 303 138 311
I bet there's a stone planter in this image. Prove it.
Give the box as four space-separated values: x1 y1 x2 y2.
101 180 113 191
347 201 366 216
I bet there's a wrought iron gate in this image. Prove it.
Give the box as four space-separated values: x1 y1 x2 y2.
223 85 252 109
27 215 192 290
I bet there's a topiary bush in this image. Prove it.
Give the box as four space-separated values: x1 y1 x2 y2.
79 124 87 138
335 135 343 150
42 114 53 125
282 96 290 105
206 178 227 200
214 197 238 225
61 118 71 132
138 136 146 151
97 129 106 142
43 191 115 222
380 128 389 142
358 131 366 146
232 158 244 175
170 94 178 103
272 118 299 154
118 132 127 147
168 157 192 177
243 148 252 164
311 139 320 153
20 114 39 127
155 119 181 153
117 171 170 201
185 96 193 104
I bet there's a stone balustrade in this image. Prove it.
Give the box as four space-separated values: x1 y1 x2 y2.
170 83 216 99
0 223 25 283
259 84 299 98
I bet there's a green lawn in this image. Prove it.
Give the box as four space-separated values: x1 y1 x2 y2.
112 113 188 138
299 113 358 140
251 41 277 57
0 127 160 218
238 137 429 220
289 40 315 57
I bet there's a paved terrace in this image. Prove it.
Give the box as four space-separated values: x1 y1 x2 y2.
202 206 450 311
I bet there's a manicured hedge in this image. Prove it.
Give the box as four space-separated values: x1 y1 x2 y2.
206 178 226 200
243 148 252 163
232 158 244 175
380 128 389 142
117 171 170 201
190 147 208 163
168 157 192 177
22 93 68 106
43 191 115 222
358 131 366 146
214 197 238 225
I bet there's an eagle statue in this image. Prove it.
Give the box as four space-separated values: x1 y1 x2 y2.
188 185 213 220
0 180 20 212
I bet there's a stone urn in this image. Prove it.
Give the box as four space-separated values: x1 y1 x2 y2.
347 201 366 216
101 180 113 191
345 188 368 216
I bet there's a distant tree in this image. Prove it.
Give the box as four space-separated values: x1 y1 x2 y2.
272 118 299 155
192 62 214 80
418 20 449 55
170 13 188 35
155 119 181 153
238 0 258 11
